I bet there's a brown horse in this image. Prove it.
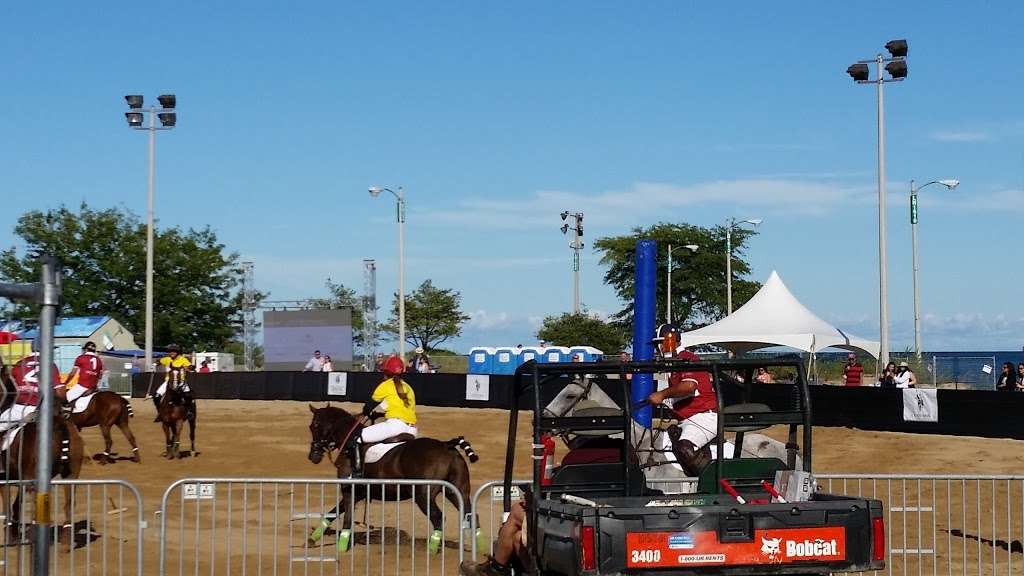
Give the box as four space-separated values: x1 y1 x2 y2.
157 385 196 459
0 364 85 551
306 405 481 553
69 391 140 464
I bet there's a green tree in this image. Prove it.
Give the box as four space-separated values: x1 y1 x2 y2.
383 279 470 352
536 312 628 353
0 203 257 351
593 222 760 332
308 279 368 345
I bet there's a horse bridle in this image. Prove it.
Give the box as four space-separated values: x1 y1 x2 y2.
311 415 366 466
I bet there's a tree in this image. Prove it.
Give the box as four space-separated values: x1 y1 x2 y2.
308 279 368 346
593 222 760 333
0 203 257 351
383 280 470 352
537 312 628 353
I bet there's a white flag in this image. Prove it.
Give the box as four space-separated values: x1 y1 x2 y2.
902 388 938 422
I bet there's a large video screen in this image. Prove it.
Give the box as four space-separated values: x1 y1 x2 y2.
263 309 353 370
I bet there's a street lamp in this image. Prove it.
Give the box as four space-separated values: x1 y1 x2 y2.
910 178 959 359
725 218 762 314
666 244 699 324
369 186 406 357
123 94 176 372
847 38 908 368
560 211 584 314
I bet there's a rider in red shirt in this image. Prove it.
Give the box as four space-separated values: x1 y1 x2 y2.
63 341 104 406
0 352 63 434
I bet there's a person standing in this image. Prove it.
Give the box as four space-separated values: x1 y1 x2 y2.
302 350 324 372
894 361 917 388
62 341 104 407
842 353 864 386
321 355 334 372
996 362 1018 391
198 360 212 373
877 362 897 387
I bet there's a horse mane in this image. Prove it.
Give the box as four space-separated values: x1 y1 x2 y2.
312 405 359 443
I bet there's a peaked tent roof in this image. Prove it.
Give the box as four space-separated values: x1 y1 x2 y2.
18 316 111 340
679 271 880 358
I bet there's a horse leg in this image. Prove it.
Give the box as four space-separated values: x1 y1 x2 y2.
444 458 482 552
116 416 141 463
415 486 446 554
172 419 183 459
187 412 197 456
162 422 173 459
99 424 115 464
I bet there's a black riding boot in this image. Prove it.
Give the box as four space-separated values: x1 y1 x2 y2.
153 395 162 422
667 425 712 477
351 440 364 478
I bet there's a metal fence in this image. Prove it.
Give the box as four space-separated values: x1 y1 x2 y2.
0 479 144 576
158 478 466 576
101 371 134 396
932 356 997 390
471 475 1024 576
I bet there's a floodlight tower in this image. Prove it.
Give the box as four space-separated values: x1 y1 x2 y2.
847 39 909 367
123 94 176 371
560 211 584 314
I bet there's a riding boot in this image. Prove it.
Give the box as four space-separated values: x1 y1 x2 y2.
351 440 364 478
667 425 712 477
459 556 511 576
153 395 162 422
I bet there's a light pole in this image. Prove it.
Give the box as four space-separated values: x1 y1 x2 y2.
848 39 908 368
725 218 762 314
910 178 959 358
560 211 584 314
666 244 698 324
124 94 176 372
369 186 406 357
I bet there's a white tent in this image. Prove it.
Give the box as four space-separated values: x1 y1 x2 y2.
678 271 880 358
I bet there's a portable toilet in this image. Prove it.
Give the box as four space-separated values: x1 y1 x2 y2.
467 347 495 374
569 346 604 363
518 346 542 365
538 346 570 364
492 347 519 375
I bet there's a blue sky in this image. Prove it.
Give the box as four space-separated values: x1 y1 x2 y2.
2 2 1022 352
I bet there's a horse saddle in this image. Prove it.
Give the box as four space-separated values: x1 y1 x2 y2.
72 392 98 414
363 434 415 464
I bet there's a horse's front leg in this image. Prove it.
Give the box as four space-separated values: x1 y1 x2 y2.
162 422 173 459
187 412 197 456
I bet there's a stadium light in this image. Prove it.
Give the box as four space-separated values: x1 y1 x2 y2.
122 93 177 372
846 39 909 368
666 244 700 324
560 211 584 313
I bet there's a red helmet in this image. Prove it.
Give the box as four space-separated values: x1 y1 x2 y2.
382 355 405 377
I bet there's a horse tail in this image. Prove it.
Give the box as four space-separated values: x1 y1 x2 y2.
123 398 135 420
446 436 479 463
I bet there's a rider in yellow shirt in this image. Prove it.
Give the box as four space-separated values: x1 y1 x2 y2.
154 344 193 420
360 355 418 442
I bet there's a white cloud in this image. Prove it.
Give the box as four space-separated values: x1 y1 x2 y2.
417 178 872 229
466 309 512 330
929 130 991 143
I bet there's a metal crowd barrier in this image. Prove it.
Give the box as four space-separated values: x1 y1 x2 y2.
0 479 144 576
471 475 1024 576
158 478 466 576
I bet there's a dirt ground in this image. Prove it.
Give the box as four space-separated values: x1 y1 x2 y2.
43 399 1024 574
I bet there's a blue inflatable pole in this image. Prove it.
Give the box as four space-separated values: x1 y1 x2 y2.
631 239 657 428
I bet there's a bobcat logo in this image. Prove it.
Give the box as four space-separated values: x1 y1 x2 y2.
760 536 782 561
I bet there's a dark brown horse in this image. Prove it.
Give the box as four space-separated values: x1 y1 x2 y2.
69 391 140 464
306 405 480 553
157 385 196 459
0 363 85 551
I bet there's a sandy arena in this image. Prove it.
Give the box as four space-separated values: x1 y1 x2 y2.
17 399 1024 575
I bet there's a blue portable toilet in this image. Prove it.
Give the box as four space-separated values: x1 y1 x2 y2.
538 346 570 364
518 346 543 365
569 346 604 363
492 347 519 375
467 347 495 374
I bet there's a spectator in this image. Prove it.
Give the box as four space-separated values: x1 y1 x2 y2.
198 360 211 373
996 362 1017 391
755 367 774 383
1018 364 1024 389
842 353 864 386
412 347 432 374
878 362 897 387
373 353 385 372
894 361 917 388
322 355 334 372
302 350 324 372
619 351 632 381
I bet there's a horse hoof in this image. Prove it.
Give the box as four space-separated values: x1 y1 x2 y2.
336 529 352 553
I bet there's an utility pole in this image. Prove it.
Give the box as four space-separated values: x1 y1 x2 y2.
560 211 584 313
362 259 378 370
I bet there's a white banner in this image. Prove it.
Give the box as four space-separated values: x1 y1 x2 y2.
466 374 490 401
902 388 938 422
327 372 348 397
